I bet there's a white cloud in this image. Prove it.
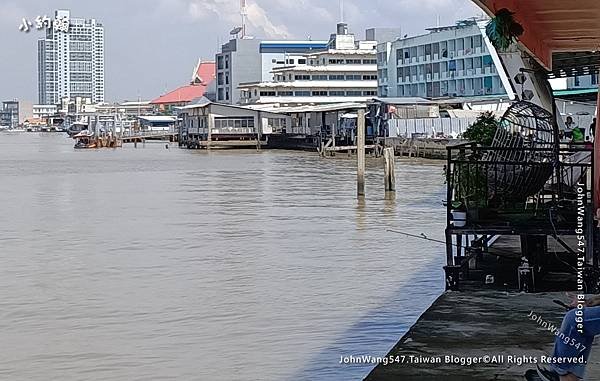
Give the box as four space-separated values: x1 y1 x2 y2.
245 2 290 38
186 0 291 38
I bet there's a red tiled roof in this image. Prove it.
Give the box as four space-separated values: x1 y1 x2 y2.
194 61 216 84
151 61 216 105
151 84 208 105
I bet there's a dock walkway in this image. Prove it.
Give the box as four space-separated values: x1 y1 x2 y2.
365 290 600 380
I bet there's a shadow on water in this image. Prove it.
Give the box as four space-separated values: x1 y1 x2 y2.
290 185 447 381
291 260 445 381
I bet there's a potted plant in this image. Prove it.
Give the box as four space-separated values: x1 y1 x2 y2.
451 200 467 227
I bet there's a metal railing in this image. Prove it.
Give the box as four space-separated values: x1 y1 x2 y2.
121 127 177 137
445 141 593 232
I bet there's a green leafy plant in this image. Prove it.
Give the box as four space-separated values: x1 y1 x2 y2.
462 111 499 146
486 8 524 52
454 163 488 210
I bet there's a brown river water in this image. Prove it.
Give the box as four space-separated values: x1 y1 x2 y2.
0 133 446 380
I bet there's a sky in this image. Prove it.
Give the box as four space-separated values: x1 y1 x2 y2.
0 0 480 103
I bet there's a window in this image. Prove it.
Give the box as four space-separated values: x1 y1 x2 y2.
70 73 92 81
346 91 362 96
329 58 344 64
298 59 307 64
295 91 311 96
346 59 362 64
362 59 377 64
362 75 377 80
482 55 494 68
259 91 276 96
346 74 361 80
278 91 293 96
312 75 327 80
294 74 310 80
328 74 345 80
70 52 92 61
330 90 345 96
214 117 254 130
312 91 328 96
362 90 377 96
465 58 473 70
267 118 286 129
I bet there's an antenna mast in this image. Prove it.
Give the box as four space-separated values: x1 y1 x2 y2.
339 0 344 22
240 0 248 38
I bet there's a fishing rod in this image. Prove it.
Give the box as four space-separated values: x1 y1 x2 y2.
386 228 522 261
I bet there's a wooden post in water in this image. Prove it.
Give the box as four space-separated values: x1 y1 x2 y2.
383 147 396 196
207 112 213 150
357 109 366 198
256 113 262 152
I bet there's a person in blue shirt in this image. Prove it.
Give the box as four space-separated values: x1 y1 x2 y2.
536 296 600 380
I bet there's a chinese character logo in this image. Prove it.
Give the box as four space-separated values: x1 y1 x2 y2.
19 15 70 33
54 16 70 33
35 15 52 30
18 18 32 32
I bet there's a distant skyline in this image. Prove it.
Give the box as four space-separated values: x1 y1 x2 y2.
0 0 480 103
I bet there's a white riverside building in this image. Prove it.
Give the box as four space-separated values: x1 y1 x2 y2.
215 39 328 104
377 19 506 98
38 9 105 105
238 23 378 105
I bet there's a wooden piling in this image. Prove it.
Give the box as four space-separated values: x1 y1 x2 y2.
383 147 396 195
357 109 366 198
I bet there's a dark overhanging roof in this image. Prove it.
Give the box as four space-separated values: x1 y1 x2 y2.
547 51 600 79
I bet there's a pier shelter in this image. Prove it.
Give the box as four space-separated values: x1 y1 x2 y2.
246 102 372 153
177 98 289 149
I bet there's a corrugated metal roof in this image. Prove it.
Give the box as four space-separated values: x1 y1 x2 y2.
238 80 377 89
243 102 367 113
138 116 177 122
271 64 377 73
553 88 598 96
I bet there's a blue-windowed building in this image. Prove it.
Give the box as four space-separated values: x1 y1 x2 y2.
377 19 507 98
